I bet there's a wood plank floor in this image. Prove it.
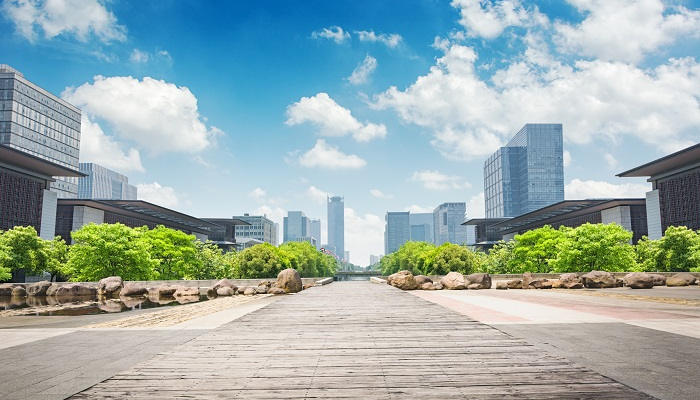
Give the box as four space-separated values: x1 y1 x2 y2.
71 282 655 399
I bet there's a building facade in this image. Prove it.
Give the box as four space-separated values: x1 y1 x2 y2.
309 219 321 249
369 254 381 266
433 203 467 245
484 123 564 218
234 214 278 246
327 196 344 259
385 211 410 254
283 211 310 243
409 212 433 243
78 163 137 200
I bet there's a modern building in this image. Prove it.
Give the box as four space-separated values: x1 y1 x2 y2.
618 143 700 239
283 211 310 243
369 254 381 266
77 163 137 200
462 218 512 250
484 123 564 218
385 211 410 254
344 250 350 262
55 199 222 242
327 196 344 258
409 212 433 243
489 199 648 243
433 203 467 245
0 65 82 199
233 214 278 246
234 237 264 251
310 219 321 249
290 236 317 247
201 217 252 251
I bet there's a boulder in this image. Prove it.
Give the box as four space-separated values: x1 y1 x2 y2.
581 270 617 288
11 286 27 297
523 273 550 289
432 282 444 290
98 276 123 298
667 272 697 287
150 286 178 297
216 287 235 296
648 274 667 286
623 272 655 289
506 279 522 289
558 273 584 289
303 283 315 290
387 270 418 290
174 286 200 297
0 283 15 296
236 286 248 295
120 283 148 297
440 272 466 290
550 279 563 288
46 284 60 296
98 299 126 313
258 280 273 288
420 282 436 290
268 287 286 295
276 268 303 293
55 284 97 297
27 280 51 296
243 287 257 296
414 275 432 285
465 273 492 289
255 286 268 294
496 281 508 290
213 279 238 293
616 278 624 287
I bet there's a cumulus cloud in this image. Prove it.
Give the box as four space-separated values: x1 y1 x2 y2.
345 207 384 266
3 0 126 43
137 182 179 208
604 153 619 170
347 55 377 85
286 92 386 142
298 139 366 169
248 187 267 200
565 178 649 199
411 170 471 191
467 192 485 218
370 189 392 199
307 185 328 204
554 0 700 64
129 48 149 63
355 30 402 47
78 115 143 173
129 48 171 64
450 0 546 39
311 26 350 43
63 76 221 153
405 204 433 213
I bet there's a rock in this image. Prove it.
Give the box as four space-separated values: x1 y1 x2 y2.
550 279 563 288
623 272 655 289
236 287 247 295
176 295 200 304
98 299 126 313
150 286 178 297
303 283 315 290
27 280 51 296
174 286 200 297
558 273 583 289
440 272 466 290
216 287 235 296
420 282 436 290
0 283 16 296
276 268 303 293
243 287 257 296
648 274 666 286
46 284 60 296
11 286 27 296
523 273 550 289
465 273 492 289
581 270 617 288
213 279 238 293
506 279 522 289
268 287 286 295
120 296 146 308
432 282 444 290
98 276 123 298
667 272 697 287
258 280 273 288
616 278 624 287
387 270 418 290
255 286 268 294
120 283 147 297
414 275 432 285
496 281 508 290
55 284 97 297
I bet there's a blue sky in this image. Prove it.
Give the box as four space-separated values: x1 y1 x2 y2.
2 0 699 265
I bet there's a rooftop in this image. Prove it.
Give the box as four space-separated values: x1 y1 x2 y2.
0 144 84 177
617 143 700 178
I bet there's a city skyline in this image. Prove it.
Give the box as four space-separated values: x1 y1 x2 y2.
2 1 698 265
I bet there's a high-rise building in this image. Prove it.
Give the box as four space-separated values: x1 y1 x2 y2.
327 196 344 259
385 211 410 254
484 123 564 218
284 211 310 243
409 212 433 243
309 219 321 249
78 163 137 200
233 213 278 246
433 203 467 245
369 254 381 266
344 250 350 263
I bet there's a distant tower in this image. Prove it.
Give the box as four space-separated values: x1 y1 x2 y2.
327 196 344 259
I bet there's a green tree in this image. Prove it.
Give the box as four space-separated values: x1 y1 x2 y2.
142 226 200 280
635 236 659 272
397 241 436 275
64 223 156 281
0 225 47 276
551 223 636 272
510 226 566 273
427 243 478 275
379 251 399 275
44 236 69 281
189 241 230 279
479 241 515 274
652 226 700 272
234 243 290 278
0 240 11 281
280 241 322 277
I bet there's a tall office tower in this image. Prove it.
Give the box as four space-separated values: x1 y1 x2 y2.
433 203 467 245
309 219 321 249
385 211 410 254
283 211 310 243
409 212 434 243
327 196 344 259
233 213 278 246
0 65 81 199
369 254 381 266
484 123 564 218
78 163 137 200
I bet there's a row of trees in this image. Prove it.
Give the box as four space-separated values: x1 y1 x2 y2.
380 223 700 276
0 223 338 282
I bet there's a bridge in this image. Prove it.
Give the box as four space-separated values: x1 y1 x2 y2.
334 270 383 281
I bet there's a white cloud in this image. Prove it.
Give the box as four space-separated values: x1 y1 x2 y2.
405 204 433 213
411 170 471 191
63 76 221 153
129 48 172 64
306 185 328 204
137 182 179 208
355 30 402 47
129 48 149 63
286 92 386 142
604 153 618 170
370 189 392 199
311 26 350 43
79 115 143 172
3 0 126 43
563 150 572 167
565 178 649 199
347 55 377 85
450 0 546 39
554 0 700 63
467 192 485 218
344 207 384 266
298 139 367 169
249 187 267 200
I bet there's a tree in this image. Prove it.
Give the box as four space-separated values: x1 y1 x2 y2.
510 226 566 273
652 226 700 272
479 241 515 274
64 223 156 281
379 251 399 275
0 225 47 276
0 240 11 281
395 241 436 275
142 226 200 280
551 223 636 272
280 242 322 277
428 243 479 275
234 243 290 279
44 236 68 281
189 241 230 279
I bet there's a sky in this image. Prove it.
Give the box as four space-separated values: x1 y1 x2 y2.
2 0 699 266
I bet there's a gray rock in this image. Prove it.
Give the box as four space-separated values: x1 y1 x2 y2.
149 286 178 297
120 283 148 297
465 273 492 289
216 287 235 296
506 279 523 289
648 273 667 286
496 281 508 290
213 279 237 293
98 276 123 298
581 270 617 288
523 273 550 289
27 280 52 296
54 284 97 297
243 287 257 296
414 275 432 285
667 272 697 287
559 273 584 289
255 286 268 294
623 272 654 289
268 287 286 295
440 272 466 290
276 268 303 293
387 270 418 290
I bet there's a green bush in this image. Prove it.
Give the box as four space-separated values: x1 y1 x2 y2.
550 223 636 272
428 243 479 275
636 226 700 272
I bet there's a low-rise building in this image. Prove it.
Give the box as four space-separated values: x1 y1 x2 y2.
78 163 137 200
233 214 278 245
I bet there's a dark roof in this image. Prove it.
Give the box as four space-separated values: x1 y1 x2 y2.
201 217 251 226
617 143 700 178
0 144 84 177
462 218 511 225
57 199 222 234
491 199 646 234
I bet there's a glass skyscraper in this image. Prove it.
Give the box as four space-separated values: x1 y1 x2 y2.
433 203 467 245
327 196 344 259
484 123 564 218
283 211 310 243
385 211 410 254
78 163 137 200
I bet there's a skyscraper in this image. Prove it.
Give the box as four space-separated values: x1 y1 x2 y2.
484 123 564 218
409 212 433 243
433 203 467 245
78 163 137 200
309 219 321 249
327 196 344 259
385 211 410 254
283 211 310 243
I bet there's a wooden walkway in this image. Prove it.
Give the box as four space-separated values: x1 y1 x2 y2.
72 282 654 399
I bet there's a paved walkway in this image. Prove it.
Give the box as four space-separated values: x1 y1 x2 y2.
71 282 652 399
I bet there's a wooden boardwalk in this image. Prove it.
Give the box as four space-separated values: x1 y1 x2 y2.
72 282 654 399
